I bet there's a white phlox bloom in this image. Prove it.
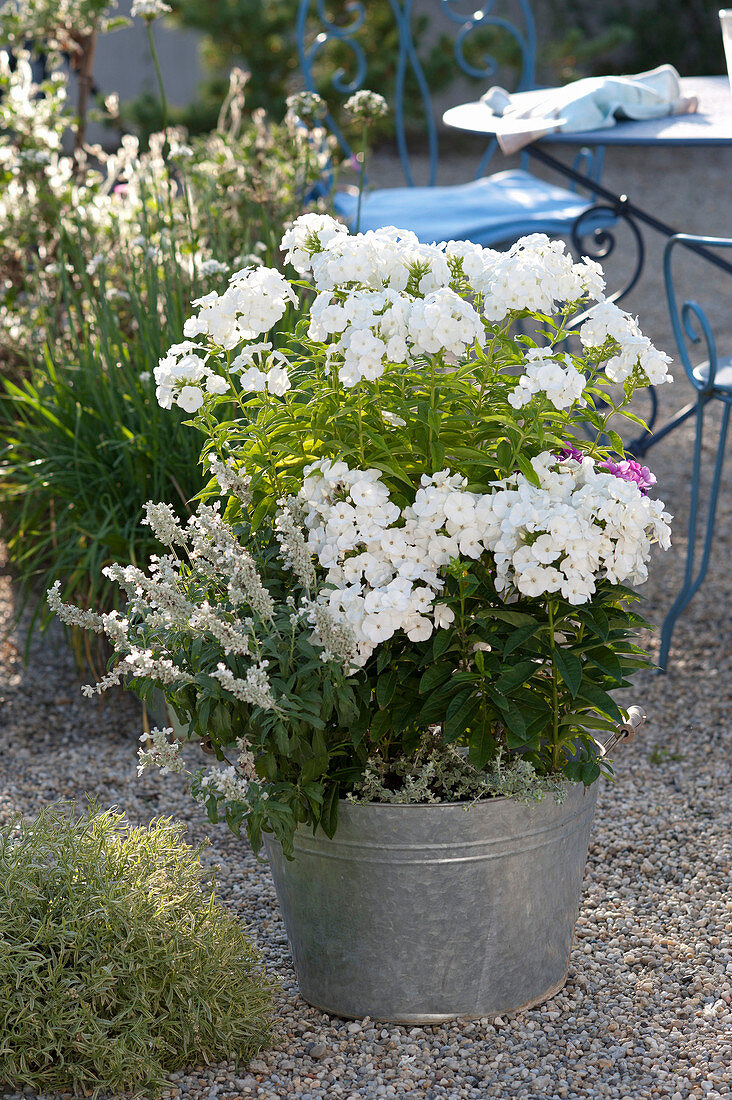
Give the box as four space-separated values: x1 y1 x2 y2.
281 215 464 297
442 240 501 294
297 451 671 658
482 234 605 323
508 348 587 410
182 265 296 349
478 452 672 604
281 212 349 274
308 282 482 386
298 461 471 662
578 300 673 386
154 340 227 412
232 345 292 395
309 287 411 386
408 288 484 361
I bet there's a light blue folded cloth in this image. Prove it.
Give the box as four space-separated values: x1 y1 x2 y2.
481 65 698 153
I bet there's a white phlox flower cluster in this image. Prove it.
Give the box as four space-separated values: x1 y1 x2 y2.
154 340 228 413
442 239 500 295
278 217 608 376
297 451 671 657
183 265 297 348
230 343 292 396
578 300 673 386
298 461 467 661
482 233 606 322
301 237 484 385
508 348 587 411
308 288 410 386
478 453 672 604
137 727 186 777
282 217 451 292
280 212 349 274
408 288 485 361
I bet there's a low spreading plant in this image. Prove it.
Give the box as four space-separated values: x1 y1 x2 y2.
51 215 672 855
0 804 275 1096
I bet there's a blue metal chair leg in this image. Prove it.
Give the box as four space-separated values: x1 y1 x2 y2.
658 400 731 669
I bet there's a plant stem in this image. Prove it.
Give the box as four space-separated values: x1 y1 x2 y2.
355 122 368 234
146 22 170 158
73 25 99 164
547 600 560 769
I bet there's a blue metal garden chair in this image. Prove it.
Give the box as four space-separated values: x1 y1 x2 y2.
296 0 607 246
659 234 732 670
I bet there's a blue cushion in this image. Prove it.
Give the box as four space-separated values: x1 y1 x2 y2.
333 168 611 246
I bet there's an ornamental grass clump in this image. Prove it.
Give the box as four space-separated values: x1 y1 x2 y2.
0 804 275 1095
51 216 673 856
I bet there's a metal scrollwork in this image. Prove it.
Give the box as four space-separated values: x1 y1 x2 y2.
679 300 718 391
442 0 536 89
664 238 720 395
297 0 367 96
570 202 645 307
570 202 652 445
296 1 368 163
297 0 536 186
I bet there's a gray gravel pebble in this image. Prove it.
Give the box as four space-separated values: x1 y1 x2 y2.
2 147 732 1098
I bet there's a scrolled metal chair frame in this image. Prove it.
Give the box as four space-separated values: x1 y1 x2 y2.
658 233 732 669
296 0 537 187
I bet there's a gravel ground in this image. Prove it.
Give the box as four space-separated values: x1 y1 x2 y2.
2 145 732 1099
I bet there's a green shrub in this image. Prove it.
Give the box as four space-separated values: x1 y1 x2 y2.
0 804 276 1096
0 241 205 659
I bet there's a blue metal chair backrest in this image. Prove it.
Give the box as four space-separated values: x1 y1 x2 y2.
663 234 732 398
296 0 537 186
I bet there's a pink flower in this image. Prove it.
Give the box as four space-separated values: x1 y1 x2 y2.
599 458 657 495
557 443 584 463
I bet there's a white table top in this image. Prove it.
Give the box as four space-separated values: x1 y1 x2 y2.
443 76 732 147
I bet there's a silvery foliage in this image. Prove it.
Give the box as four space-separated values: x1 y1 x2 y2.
48 458 364 856
348 739 565 806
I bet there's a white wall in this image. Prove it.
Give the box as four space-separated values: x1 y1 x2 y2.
93 1 202 108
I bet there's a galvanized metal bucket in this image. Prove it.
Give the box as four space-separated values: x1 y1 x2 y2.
265 781 598 1023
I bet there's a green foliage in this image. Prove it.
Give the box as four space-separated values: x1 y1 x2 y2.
0 0 117 46
0 57 320 661
165 0 301 127
0 804 275 1096
0 240 204 647
364 572 651 788
543 0 726 79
